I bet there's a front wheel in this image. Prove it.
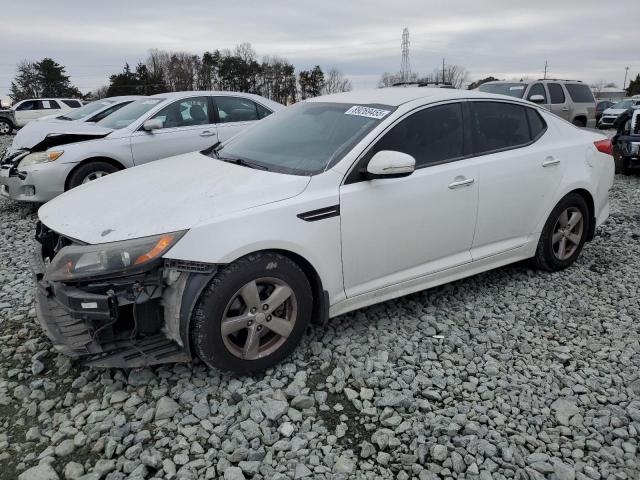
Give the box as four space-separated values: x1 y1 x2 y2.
0 119 13 135
532 193 590 272
191 253 313 374
67 161 119 190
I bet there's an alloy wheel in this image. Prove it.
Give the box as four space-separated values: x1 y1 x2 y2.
0 121 10 134
552 207 584 260
81 171 109 184
221 277 298 360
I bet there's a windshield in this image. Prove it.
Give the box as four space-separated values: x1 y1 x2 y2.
214 102 395 175
478 82 526 98
59 99 115 121
97 98 163 129
612 99 634 110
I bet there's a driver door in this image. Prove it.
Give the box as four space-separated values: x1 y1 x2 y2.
130 96 218 165
339 102 479 298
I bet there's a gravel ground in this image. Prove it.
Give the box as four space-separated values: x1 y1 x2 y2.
1 133 640 480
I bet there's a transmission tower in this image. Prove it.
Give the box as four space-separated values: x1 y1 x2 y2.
400 28 411 82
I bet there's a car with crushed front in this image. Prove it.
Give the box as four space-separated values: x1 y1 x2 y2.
32 88 614 373
0 91 282 202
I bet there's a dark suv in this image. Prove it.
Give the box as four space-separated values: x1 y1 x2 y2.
478 79 596 127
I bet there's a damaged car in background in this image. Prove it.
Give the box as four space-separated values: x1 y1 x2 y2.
31 88 614 373
612 105 640 174
1 91 282 202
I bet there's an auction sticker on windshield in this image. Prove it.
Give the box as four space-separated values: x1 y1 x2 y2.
345 106 391 119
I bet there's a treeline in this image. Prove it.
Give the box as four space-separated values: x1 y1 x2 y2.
103 43 351 104
9 58 82 101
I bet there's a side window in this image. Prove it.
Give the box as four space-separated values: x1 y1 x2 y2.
368 103 464 168
256 103 273 119
526 108 547 140
470 102 531 154
527 83 547 103
16 100 36 111
215 97 259 123
88 102 131 122
62 99 82 108
547 83 565 104
150 97 210 128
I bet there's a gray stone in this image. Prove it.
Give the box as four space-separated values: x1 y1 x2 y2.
154 396 180 421
18 464 59 480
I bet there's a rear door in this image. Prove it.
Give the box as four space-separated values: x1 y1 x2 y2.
14 100 40 126
469 101 565 259
214 96 270 142
130 96 218 165
547 82 570 120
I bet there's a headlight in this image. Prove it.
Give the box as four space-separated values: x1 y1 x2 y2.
45 231 186 282
18 150 64 168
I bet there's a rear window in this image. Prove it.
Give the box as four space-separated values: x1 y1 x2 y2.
564 84 594 103
470 102 531 154
62 99 82 108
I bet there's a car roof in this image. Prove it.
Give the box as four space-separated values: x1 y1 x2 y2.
99 95 147 102
306 87 535 107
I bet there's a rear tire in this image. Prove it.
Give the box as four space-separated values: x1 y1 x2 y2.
0 119 13 135
191 252 313 374
572 118 586 128
67 161 119 190
532 193 590 272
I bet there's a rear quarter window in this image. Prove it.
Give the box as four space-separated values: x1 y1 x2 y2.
470 101 531 155
564 84 595 103
526 108 547 140
62 99 82 108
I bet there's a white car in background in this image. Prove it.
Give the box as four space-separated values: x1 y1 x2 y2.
12 98 83 127
10 96 146 152
0 91 282 202
32 88 614 373
598 98 640 129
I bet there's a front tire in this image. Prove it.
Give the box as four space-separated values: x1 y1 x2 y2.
191 252 313 374
67 161 119 190
532 193 590 272
0 119 13 135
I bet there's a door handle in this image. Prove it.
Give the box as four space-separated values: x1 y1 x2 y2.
448 177 475 189
561 107 569 112
200 130 216 137
542 157 560 167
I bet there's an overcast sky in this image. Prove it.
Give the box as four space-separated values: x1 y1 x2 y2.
0 0 637 96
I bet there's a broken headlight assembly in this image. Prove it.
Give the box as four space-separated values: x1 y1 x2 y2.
18 150 64 168
44 231 187 282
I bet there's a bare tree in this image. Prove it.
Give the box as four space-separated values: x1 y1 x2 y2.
426 64 469 88
378 71 417 88
322 68 352 94
90 85 110 99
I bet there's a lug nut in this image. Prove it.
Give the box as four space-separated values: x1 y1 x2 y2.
267 315 272 322
257 325 263 331
262 304 269 311
250 308 257 314
247 320 253 326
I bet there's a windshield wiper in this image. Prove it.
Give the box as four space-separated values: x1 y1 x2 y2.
58 116 72 121
218 156 269 171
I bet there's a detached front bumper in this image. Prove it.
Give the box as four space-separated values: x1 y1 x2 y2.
30 244 196 368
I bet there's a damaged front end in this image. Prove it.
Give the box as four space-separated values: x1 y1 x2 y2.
31 223 216 368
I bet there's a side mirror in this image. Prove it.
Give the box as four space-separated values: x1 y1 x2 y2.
365 150 415 179
529 94 545 104
142 119 163 132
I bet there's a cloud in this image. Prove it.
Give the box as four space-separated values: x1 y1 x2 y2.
0 0 637 94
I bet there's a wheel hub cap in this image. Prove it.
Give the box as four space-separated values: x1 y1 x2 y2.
552 207 584 261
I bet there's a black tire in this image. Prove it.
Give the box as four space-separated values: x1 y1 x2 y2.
66 161 119 190
0 119 13 135
572 118 586 128
191 252 313 374
532 193 590 272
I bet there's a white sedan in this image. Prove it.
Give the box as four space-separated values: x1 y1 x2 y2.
0 91 282 202
33 88 614 373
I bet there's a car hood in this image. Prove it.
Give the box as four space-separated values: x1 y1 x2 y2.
39 152 311 244
602 108 627 116
11 120 113 150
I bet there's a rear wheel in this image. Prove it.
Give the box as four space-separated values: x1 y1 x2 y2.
0 119 13 135
191 252 313 374
572 118 586 128
613 146 628 174
67 161 119 190
533 193 590 271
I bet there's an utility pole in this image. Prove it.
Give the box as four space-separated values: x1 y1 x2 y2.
442 58 446 84
623 66 630 90
400 28 411 83
543 60 548 80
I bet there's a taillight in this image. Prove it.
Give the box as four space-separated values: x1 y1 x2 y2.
594 139 613 155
